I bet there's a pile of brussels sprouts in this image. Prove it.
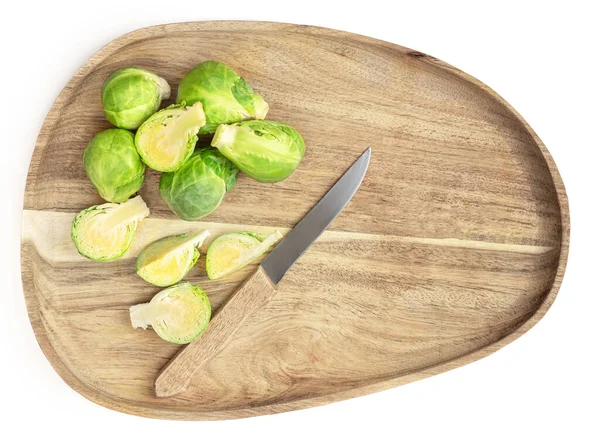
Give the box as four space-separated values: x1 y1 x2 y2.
70 61 302 344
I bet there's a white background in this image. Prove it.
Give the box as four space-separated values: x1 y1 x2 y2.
1 1 598 443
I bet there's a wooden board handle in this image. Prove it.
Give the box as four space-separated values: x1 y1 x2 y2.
154 266 278 398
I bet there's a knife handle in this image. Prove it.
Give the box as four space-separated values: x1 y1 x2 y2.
154 266 278 398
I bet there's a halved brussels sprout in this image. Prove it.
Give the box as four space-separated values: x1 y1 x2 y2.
83 129 146 203
71 195 150 262
129 282 211 344
135 102 206 172
211 120 305 183
159 147 238 221
136 230 210 287
102 67 171 130
176 61 269 134
206 230 283 280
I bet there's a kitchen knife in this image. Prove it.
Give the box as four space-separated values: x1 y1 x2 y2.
155 147 371 398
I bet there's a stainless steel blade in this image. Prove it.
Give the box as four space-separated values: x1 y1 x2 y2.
261 147 371 284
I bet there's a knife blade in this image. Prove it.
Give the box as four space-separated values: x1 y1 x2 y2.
155 147 371 398
262 146 371 284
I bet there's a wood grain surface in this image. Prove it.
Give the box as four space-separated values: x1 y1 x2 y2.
21 21 569 420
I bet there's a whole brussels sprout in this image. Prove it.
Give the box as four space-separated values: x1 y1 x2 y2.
176 61 269 134
102 67 171 130
71 195 150 262
211 120 305 183
159 148 238 221
206 230 283 280
136 230 210 287
135 102 206 172
130 282 211 344
83 129 146 203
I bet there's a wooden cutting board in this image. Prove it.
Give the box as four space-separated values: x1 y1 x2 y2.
21 21 569 420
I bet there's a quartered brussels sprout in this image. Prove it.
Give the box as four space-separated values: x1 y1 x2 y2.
135 102 206 172
206 230 283 280
102 67 171 130
129 282 211 344
159 147 238 221
83 129 146 203
71 195 150 262
136 230 210 287
176 61 269 134
211 120 305 183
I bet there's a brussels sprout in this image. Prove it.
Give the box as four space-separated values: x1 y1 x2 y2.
71 195 150 262
159 147 238 221
135 102 206 172
136 230 210 287
211 120 305 183
129 282 211 344
176 61 269 134
206 230 283 280
83 129 146 203
102 67 171 130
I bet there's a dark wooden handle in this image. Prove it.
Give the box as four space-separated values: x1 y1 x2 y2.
154 266 277 398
